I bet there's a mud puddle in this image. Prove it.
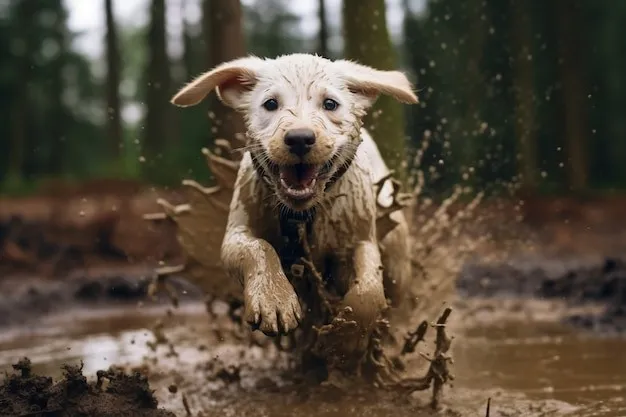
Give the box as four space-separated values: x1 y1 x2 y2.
0 303 623 417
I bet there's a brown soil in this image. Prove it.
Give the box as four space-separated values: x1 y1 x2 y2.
0 357 174 417
0 270 203 327
3 184 626 416
458 256 626 332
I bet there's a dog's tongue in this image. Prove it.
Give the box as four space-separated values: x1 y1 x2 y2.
280 164 318 189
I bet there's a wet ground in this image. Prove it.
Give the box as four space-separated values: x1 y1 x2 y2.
3 193 626 416
0 297 624 417
1 254 626 416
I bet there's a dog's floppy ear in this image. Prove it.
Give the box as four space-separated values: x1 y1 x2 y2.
334 60 418 108
171 56 264 109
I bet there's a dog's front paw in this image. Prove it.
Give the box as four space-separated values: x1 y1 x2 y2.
243 273 302 336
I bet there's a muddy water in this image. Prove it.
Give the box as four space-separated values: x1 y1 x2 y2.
0 303 625 417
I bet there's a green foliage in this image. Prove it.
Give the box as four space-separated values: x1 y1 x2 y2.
1 0 625 195
244 0 309 57
343 0 408 184
403 0 626 195
0 0 104 192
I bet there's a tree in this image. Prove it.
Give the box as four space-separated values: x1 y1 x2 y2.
4 0 36 186
510 0 538 192
317 0 329 57
105 0 122 161
143 0 174 175
555 0 589 192
0 0 103 190
343 0 407 183
243 0 305 58
204 0 246 148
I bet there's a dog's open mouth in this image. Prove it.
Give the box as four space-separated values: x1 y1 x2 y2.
278 163 320 200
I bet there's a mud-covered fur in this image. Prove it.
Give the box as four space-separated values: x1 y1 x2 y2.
172 54 417 361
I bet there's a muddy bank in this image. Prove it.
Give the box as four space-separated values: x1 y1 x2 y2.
0 271 203 327
0 357 174 417
458 256 626 332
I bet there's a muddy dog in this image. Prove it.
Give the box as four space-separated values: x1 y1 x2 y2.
171 54 418 367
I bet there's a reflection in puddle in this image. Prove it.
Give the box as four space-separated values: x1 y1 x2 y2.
455 320 626 412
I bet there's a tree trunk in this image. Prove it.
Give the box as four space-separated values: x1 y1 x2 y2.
7 0 38 184
456 0 487 186
511 0 538 193
342 0 407 184
143 0 173 168
317 0 329 57
47 1 68 176
181 0 194 83
203 0 246 149
105 0 122 160
556 0 589 192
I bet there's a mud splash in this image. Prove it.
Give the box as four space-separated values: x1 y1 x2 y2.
142 133 485 397
0 357 174 417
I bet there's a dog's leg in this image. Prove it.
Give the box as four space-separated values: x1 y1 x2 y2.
314 240 386 370
380 211 412 308
343 240 387 331
221 161 302 336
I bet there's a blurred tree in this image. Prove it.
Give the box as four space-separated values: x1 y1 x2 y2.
180 0 203 83
243 0 307 58
402 0 447 192
556 0 589 192
510 0 538 192
175 0 214 179
453 0 489 188
105 0 122 161
204 0 246 148
45 0 72 177
343 0 407 183
317 0 329 57
143 0 174 177
5 0 36 186
0 0 102 191
592 1 626 187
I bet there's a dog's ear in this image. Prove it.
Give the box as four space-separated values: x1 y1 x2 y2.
334 60 418 108
171 56 264 109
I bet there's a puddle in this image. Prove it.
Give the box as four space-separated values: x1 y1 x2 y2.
0 304 624 416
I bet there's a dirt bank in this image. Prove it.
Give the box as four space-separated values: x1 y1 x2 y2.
458 256 626 332
0 357 174 417
0 270 203 327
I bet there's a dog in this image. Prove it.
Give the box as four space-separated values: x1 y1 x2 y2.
171 53 418 362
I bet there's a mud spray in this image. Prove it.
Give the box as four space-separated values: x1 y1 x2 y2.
138 130 486 415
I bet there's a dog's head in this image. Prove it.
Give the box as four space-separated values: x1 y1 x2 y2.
172 54 418 211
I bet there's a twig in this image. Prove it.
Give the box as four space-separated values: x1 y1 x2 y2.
485 397 491 417
383 308 454 408
400 320 428 355
430 307 453 410
182 393 192 416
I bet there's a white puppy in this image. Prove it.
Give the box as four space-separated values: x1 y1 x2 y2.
172 54 417 361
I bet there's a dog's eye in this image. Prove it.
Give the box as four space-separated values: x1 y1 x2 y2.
262 99 279 111
322 98 339 111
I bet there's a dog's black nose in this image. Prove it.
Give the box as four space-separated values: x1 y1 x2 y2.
284 128 316 157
